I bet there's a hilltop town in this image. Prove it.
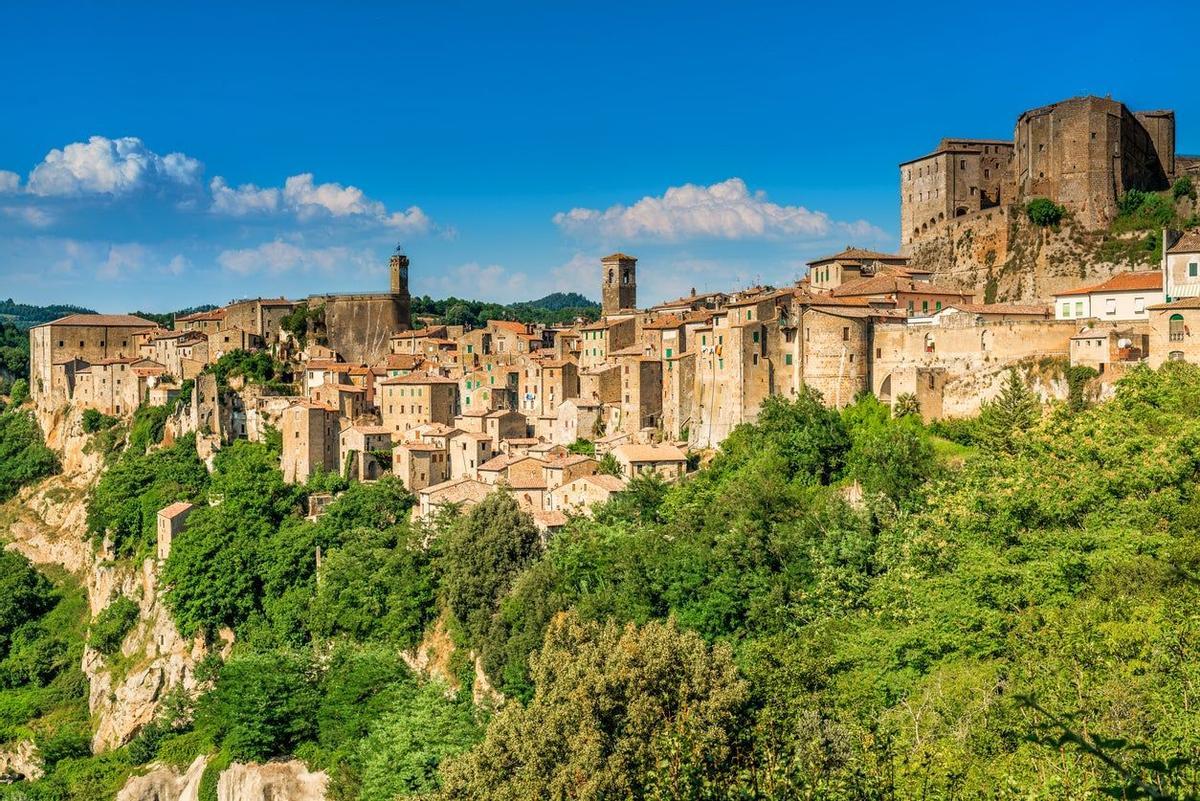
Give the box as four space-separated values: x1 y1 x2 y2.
21 93 1200 527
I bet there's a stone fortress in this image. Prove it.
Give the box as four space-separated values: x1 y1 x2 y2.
901 95 1200 248
307 248 413 364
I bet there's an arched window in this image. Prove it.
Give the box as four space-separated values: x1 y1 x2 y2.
608 268 614 284
1170 314 1185 342
622 270 630 285
924 333 935 353
955 206 969 217
981 329 993 352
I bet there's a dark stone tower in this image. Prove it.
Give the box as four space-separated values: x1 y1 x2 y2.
601 253 637 315
390 247 412 329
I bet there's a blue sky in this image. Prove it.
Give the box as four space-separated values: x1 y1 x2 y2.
2 1 1197 312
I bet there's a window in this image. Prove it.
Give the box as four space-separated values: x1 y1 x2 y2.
1075 302 1084 317
665 348 672 358
959 159 966 169
747 310 753 320
718 359 723 370
907 301 915 315
935 301 942 312
1190 262 1198 278
752 331 760 343
1170 314 1186 342
1062 303 1071 318
1105 298 1116 316
921 300 929 315
785 354 793 365
1170 350 1185 362
701 335 707 346
876 347 882 358
1134 297 1145 314
842 327 849 341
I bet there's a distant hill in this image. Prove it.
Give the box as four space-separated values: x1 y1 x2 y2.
128 304 219 329
0 298 97 329
521 292 599 311
411 292 601 329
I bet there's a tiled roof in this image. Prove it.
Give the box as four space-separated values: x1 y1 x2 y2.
1148 297 1200 310
807 247 907 266
1054 271 1163 296
380 374 458 385
38 313 158 328
940 303 1051 316
158 501 195 518
641 314 684 330
305 360 349 370
613 443 687 463
176 308 227 322
601 252 637 261
489 320 529 334
1167 230 1200 254
831 275 971 298
576 474 627 492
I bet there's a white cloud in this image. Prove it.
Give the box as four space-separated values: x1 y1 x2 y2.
26 136 202 197
548 253 600 296
165 254 190 276
1 206 53 227
210 177 279 215
0 171 19 194
98 243 149 280
209 172 432 233
423 262 527 301
553 177 884 242
217 240 377 276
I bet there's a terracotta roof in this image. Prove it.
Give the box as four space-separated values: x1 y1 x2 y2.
175 308 227 322
641 314 684 330
544 454 596 468
401 442 445 452
612 443 687 463
158 501 195 519
38 313 158 328
807 247 908 267
1167 230 1200 254
831 275 971 299
939 303 1051 316
576 474 627 492
478 454 515 472
1054 271 1163 296
380 374 458 385
609 345 646 357
305 360 349 370
451 430 493 441
601 252 637 261
1148 297 1200 310
380 354 424 370
531 510 568 528
489 320 529 334
343 424 392 435
420 477 491 502
392 326 447 339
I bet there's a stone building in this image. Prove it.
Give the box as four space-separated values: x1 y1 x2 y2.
611 443 688 480
1147 298 1200 368
601 253 637 315
155 502 194 561
903 95 1183 247
1163 229 1200 302
394 441 450 491
281 401 340 484
222 298 296 349
900 139 1014 246
378 374 458 433
29 313 156 407
339 424 393 481
1014 97 1174 230
309 249 412 365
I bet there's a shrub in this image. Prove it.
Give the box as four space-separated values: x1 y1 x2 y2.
1173 176 1196 201
89 596 139 655
1026 197 1065 227
81 408 118 434
8 379 29 407
0 408 59 503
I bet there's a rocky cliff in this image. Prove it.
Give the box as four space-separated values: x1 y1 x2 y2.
115 758 327 801
911 205 1167 304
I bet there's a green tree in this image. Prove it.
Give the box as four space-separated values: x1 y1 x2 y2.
1026 197 1066 227
977 367 1040 452
8 379 29 407
0 407 59 503
893 392 920 418
436 613 750 801
199 649 319 762
438 491 540 649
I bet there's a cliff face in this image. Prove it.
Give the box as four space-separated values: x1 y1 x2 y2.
114 759 327 801
4 408 213 754
910 206 1161 304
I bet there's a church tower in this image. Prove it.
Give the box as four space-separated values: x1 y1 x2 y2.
390 247 412 330
601 253 637 316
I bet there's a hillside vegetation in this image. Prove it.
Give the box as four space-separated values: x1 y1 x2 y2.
4 365 1200 797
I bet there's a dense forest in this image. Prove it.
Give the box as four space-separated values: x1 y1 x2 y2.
2 364 1200 798
411 292 600 328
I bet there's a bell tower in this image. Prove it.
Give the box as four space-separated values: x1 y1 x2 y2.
601 253 637 316
390 246 412 329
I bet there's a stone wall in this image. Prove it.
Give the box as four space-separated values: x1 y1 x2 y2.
311 294 409 365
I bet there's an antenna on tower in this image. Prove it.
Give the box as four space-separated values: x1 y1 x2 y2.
394 242 406 256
